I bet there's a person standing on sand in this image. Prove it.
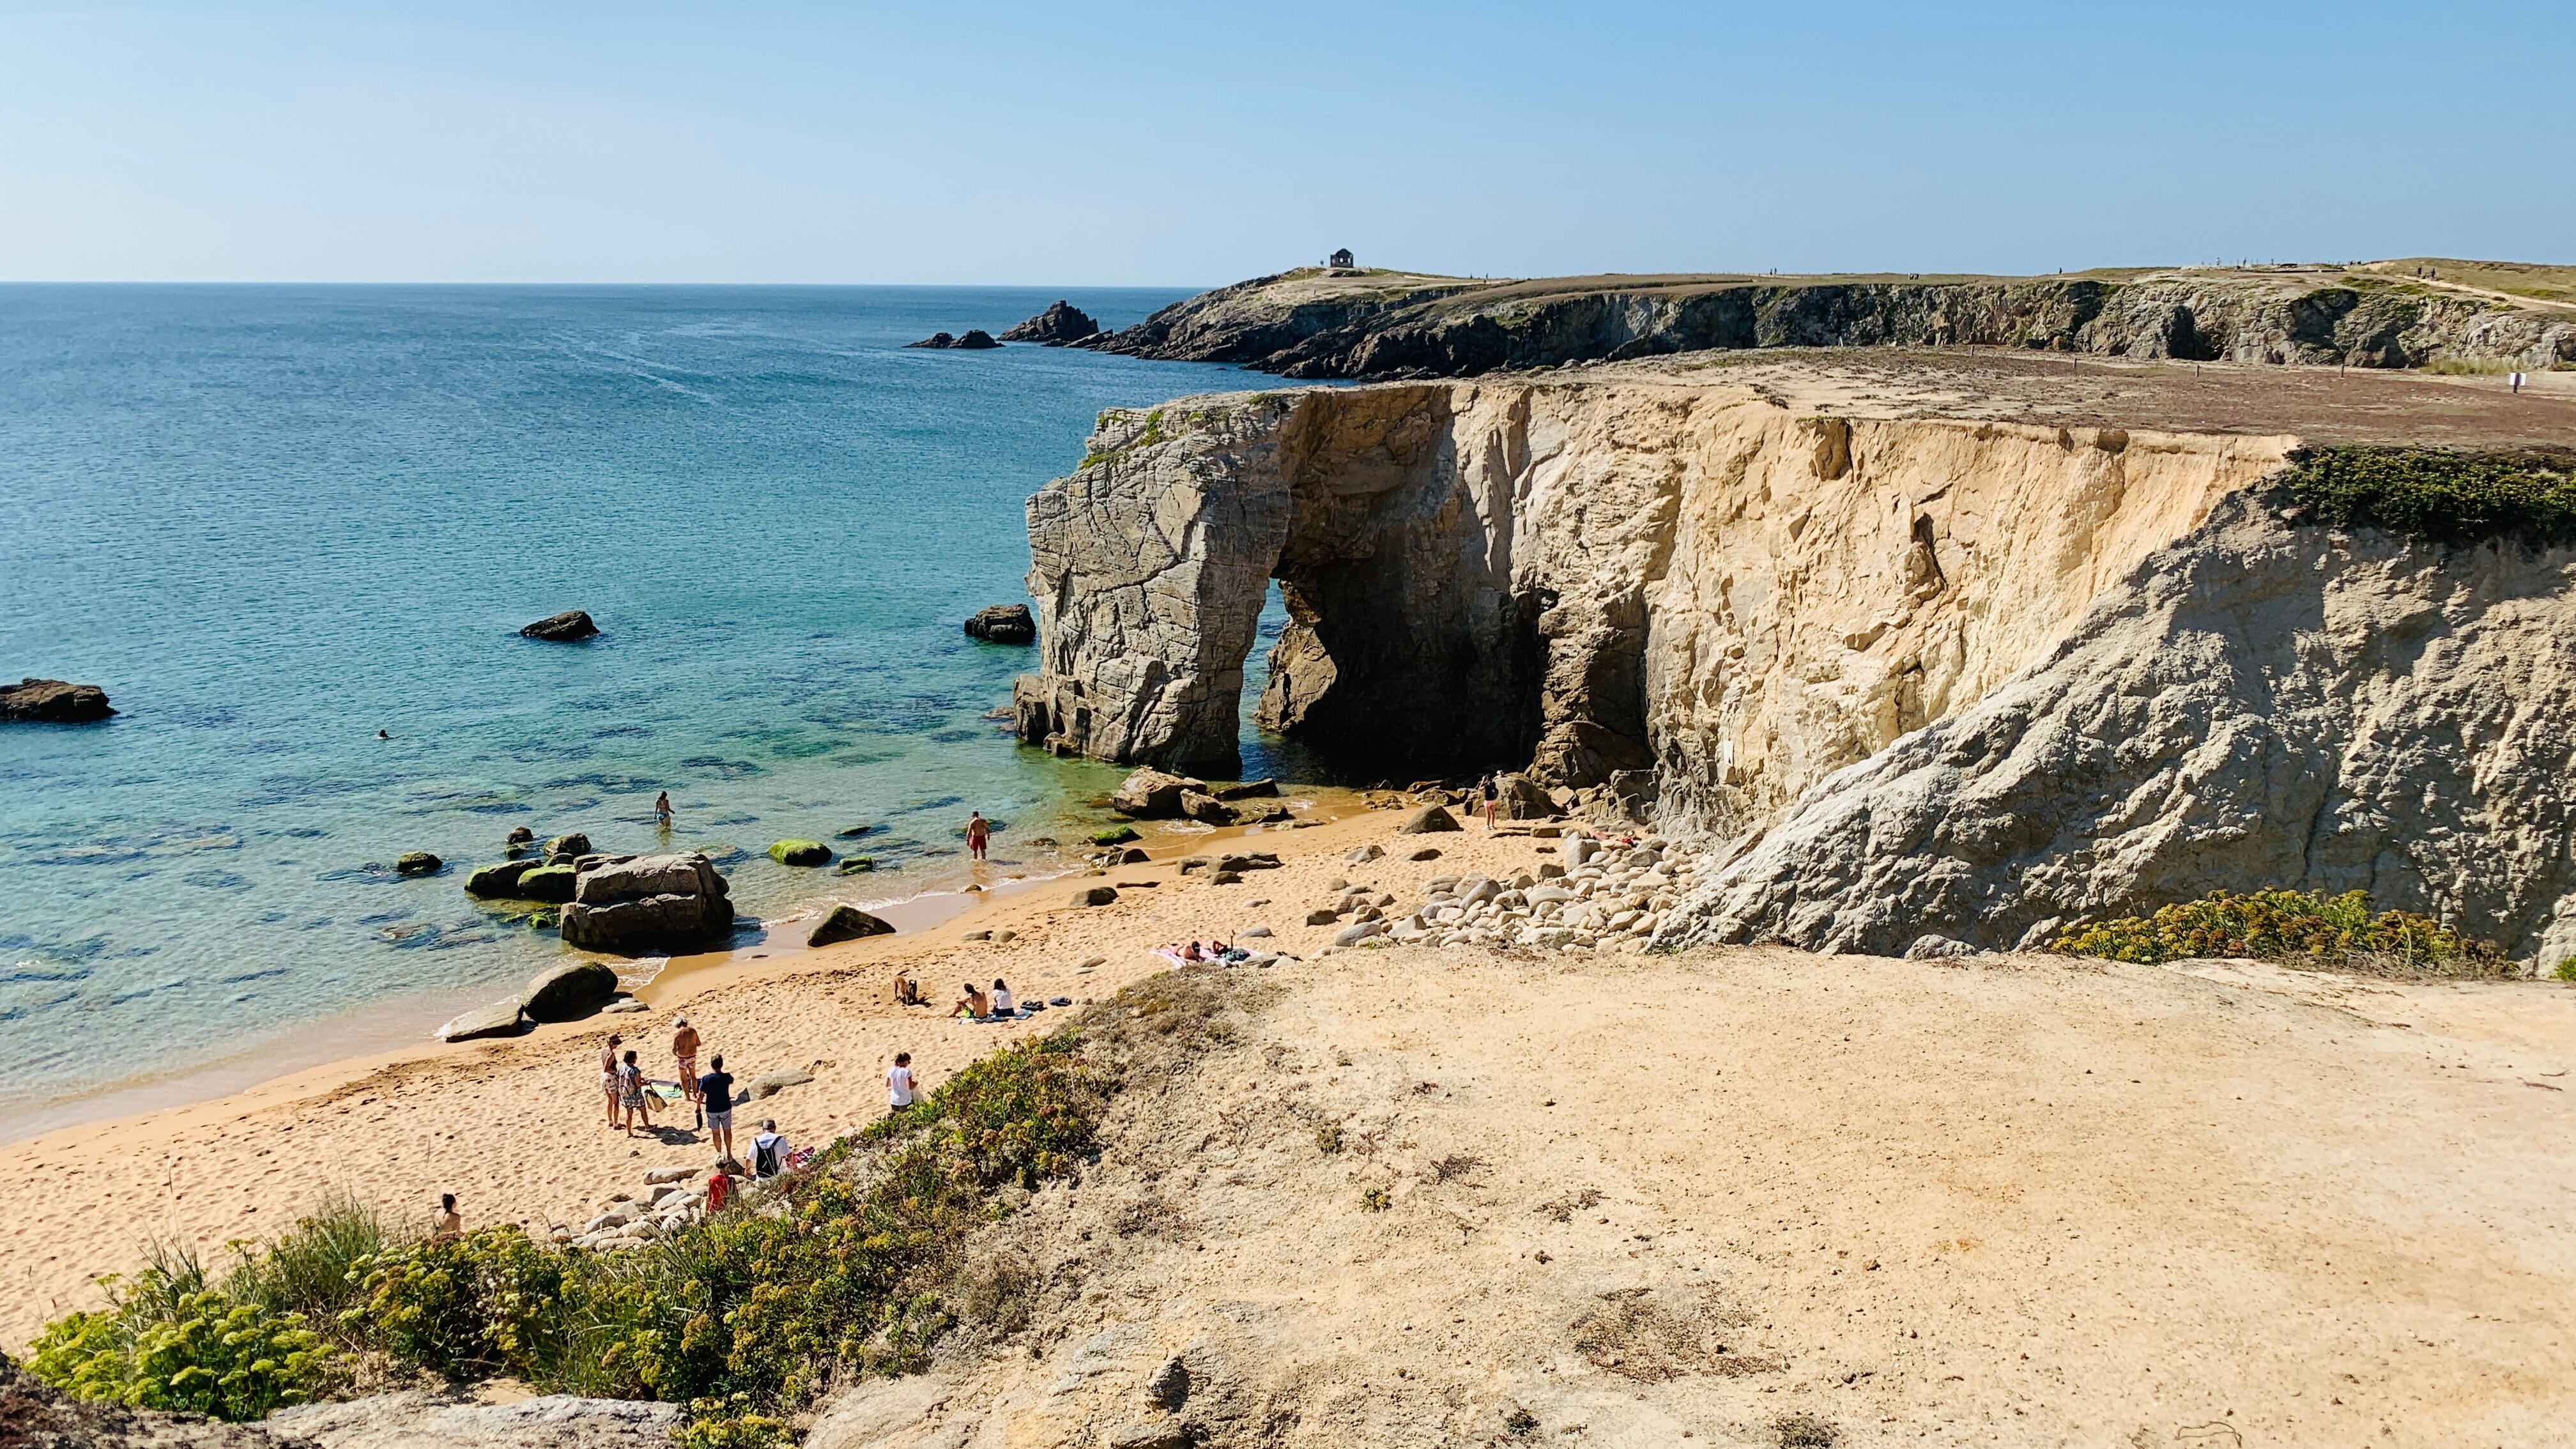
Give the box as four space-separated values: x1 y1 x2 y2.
600 1034 624 1128
618 1048 653 1135
434 1193 462 1238
671 1017 702 1117
700 1054 737 1164
1481 774 1499 831
966 810 990 861
654 792 673 829
887 1051 916 1110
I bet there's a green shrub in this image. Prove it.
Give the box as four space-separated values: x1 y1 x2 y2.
2052 887 2503 972
28 1264 335 1422
228 1187 415 1335
2278 445 2576 547
342 1224 566 1381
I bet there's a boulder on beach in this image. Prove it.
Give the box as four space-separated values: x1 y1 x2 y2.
520 960 620 1022
769 839 831 866
519 610 599 642
559 850 734 954
1 677 114 724
1397 805 1463 834
1213 778 1279 801
1071 884 1119 907
1494 772 1559 820
395 851 441 877
905 329 1002 350
809 904 895 947
963 604 1037 644
1111 767 1205 818
1179 791 1238 825
997 300 1101 344
752 1067 815 1099
438 997 528 1042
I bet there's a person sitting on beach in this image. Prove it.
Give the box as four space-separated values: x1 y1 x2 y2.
887 1051 916 1109
699 1054 737 1165
1181 940 1204 963
751 1119 790 1179
990 979 1015 1016
600 1034 624 1128
618 1048 653 1135
954 982 989 1020
672 1017 702 1114
434 1192 462 1239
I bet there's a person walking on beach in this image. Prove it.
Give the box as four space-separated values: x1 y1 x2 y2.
887 1051 916 1110
434 1193 462 1239
751 1119 790 1179
1480 774 1499 831
966 810 990 861
654 792 673 829
618 1048 654 1135
699 1054 737 1165
671 1016 702 1119
600 1034 624 1128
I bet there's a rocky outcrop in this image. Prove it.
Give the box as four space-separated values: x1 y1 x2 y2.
906 330 1002 350
1657 492 2576 967
267 1390 679 1448
557 851 733 954
999 300 1101 344
0 1349 305 1448
809 903 894 947
2 677 114 723
394 852 441 877
519 960 620 1021
963 603 1036 643
518 611 598 642
1084 266 2576 379
1111 768 1204 818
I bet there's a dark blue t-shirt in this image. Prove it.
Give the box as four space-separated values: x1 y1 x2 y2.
699 1071 735 1110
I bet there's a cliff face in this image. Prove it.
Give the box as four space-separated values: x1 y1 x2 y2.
1017 365 2576 965
1082 267 2576 379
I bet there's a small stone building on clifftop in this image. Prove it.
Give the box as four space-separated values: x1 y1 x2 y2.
1326 248 1354 269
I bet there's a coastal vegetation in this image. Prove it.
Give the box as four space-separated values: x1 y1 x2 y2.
2276 445 2576 547
23 977 1253 1444
2050 887 2506 974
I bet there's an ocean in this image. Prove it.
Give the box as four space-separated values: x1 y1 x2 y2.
0 284 1299 1135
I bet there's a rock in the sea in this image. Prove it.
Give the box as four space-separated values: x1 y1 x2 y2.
464 859 539 897
834 855 877 875
544 832 592 859
1071 884 1119 907
519 610 599 641
0 677 115 723
515 863 579 903
769 839 831 866
1213 778 1280 800
1112 767 1206 818
906 329 1002 350
1397 805 1462 834
1179 790 1238 825
505 825 536 847
835 823 876 838
519 960 620 1022
1089 825 1142 845
809 903 895 947
395 851 442 877
997 300 1102 344
436 997 527 1042
558 851 735 954
964 604 1037 643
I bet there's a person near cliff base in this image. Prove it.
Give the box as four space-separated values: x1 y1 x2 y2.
751 1119 790 1179
966 809 990 861
700 1054 737 1164
887 1051 916 1109
671 1016 702 1114
1481 774 1499 831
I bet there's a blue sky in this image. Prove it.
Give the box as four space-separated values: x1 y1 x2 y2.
2 1 2567 284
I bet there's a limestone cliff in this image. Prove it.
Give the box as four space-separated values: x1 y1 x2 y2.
1017 357 2576 965
1082 265 2576 378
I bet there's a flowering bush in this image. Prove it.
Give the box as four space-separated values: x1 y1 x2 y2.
28 1267 334 1422
2052 887 2502 971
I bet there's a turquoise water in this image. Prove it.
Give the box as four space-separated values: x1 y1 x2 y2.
0 284 1283 1124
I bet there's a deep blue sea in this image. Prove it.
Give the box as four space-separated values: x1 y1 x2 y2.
0 284 1293 1131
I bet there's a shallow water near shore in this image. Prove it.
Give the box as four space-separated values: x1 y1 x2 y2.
0 283 1317 1134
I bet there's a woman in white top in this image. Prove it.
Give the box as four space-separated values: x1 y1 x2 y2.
990 979 1015 1016
887 1052 916 1108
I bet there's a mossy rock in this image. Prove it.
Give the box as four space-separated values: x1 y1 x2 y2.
464 859 539 898
517 863 579 902
543 832 592 859
1089 825 1142 846
834 855 877 875
770 839 832 866
395 851 442 877
524 908 560 930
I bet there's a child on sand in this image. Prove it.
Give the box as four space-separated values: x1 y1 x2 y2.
618 1049 653 1135
887 1051 916 1108
699 1054 737 1165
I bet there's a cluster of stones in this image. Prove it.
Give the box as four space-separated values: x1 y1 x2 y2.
1320 834 1705 953
557 1165 725 1250
1110 767 1291 827
463 829 733 954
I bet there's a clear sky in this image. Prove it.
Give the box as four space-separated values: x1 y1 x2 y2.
3 1 2568 285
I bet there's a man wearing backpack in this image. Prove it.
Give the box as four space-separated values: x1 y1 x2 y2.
751 1119 791 1179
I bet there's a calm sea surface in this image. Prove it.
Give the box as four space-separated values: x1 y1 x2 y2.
0 284 1297 1130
